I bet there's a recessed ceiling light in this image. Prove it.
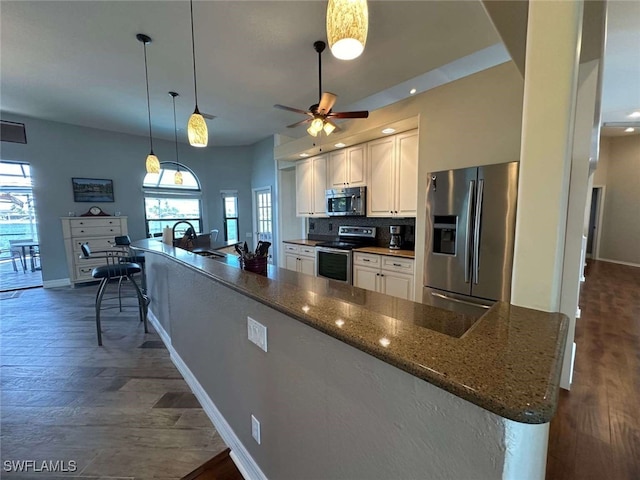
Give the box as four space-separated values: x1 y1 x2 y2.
334 142 346 148
382 128 395 134
624 127 635 133
629 111 640 119
409 88 417 95
299 153 310 157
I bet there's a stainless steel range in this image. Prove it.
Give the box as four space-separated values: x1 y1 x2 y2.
315 226 376 284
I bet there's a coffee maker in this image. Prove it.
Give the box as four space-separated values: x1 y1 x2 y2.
389 226 403 250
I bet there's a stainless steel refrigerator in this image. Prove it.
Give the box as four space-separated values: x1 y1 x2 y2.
423 161 519 317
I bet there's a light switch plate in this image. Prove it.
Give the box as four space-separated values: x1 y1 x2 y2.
247 317 267 352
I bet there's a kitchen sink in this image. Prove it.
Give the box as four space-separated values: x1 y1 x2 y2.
192 249 227 260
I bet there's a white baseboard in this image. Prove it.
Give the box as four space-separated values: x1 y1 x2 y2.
597 258 640 268
146 311 267 480
43 278 70 288
147 309 171 347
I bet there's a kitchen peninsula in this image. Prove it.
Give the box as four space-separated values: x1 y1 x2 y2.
135 238 567 480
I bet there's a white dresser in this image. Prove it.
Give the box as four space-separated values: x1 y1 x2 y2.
61 216 128 285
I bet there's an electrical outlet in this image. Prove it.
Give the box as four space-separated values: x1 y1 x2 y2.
251 415 261 444
247 317 268 352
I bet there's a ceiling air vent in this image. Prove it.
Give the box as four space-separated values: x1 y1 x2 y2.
0 121 27 144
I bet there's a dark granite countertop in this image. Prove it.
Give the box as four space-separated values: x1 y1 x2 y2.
282 239 324 247
134 238 568 424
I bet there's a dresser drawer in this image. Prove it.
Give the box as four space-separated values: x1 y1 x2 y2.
73 237 117 253
69 218 122 228
71 225 122 237
381 256 414 273
353 252 381 267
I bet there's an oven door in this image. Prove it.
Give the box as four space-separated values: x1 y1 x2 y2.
316 247 352 283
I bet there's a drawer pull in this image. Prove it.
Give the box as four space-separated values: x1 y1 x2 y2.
393 263 402 267
363 258 370 262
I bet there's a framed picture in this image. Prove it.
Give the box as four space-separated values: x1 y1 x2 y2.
72 177 115 202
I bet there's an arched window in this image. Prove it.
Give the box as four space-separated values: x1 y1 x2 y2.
142 162 202 238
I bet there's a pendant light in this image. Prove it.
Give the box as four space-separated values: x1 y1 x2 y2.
187 0 208 147
137 33 160 174
326 0 369 60
169 92 183 185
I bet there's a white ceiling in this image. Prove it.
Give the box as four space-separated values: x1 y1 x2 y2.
1 1 638 146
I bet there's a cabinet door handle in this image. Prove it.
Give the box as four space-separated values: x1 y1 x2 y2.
80 230 84 233
380 273 385 277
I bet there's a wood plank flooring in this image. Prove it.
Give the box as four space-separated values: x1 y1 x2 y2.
0 283 228 479
546 260 640 479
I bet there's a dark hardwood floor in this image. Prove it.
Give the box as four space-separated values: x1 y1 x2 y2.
546 260 640 479
182 448 244 480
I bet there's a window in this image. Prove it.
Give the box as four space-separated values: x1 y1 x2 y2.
222 191 239 242
143 162 202 238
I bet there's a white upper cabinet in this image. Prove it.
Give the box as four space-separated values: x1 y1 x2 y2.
367 130 418 218
328 144 367 188
296 154 328 217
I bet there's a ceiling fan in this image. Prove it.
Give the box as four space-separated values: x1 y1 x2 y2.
274 40 369 137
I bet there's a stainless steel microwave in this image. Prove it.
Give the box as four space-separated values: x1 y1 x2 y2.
326 186 366 216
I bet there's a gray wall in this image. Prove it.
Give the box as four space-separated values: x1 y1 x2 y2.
0 112 260 282
597 135 640 264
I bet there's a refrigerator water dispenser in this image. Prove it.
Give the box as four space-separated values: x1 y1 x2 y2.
432 215 457 255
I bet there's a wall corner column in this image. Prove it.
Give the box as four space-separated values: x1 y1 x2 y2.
511 0 584 312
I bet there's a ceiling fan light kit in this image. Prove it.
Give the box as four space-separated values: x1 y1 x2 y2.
187 0 208 147
326 0 368 60
137 33 160 174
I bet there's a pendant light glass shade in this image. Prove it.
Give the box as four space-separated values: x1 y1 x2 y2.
187 0 208 147
188 111 208 147
326 0 368 60
146 154 160 174
174 170 183 185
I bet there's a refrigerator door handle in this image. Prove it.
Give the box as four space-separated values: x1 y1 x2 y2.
429 291 491 309
473 179 484 284
465 180 475 283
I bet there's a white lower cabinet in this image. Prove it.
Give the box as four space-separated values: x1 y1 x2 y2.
283 243 316 276
353 252 414 300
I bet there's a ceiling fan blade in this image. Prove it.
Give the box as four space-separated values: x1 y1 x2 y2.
286 118 313 128
328 110 370 119
274 104 311 116
201 112 216 120
318 92 337 114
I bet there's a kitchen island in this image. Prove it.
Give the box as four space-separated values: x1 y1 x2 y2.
134 238 567 480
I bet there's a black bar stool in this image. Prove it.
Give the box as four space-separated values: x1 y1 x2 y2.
80 243 148 346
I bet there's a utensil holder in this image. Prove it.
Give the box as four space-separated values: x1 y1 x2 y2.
241 256 268 276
